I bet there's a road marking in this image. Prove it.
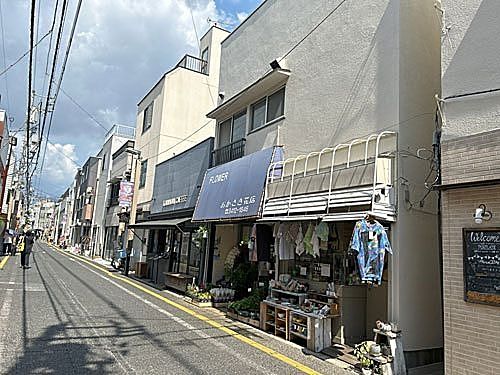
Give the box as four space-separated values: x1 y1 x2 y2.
0 256 10 270
53 252 276 375
49 245 323 375
42 257 135 374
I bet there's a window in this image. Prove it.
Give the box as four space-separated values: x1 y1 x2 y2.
142 102 154 133
201 47 209 74
102 154 106 171
217 111 247 148
139 160 147 188
250 87 285 131
109 182 120 206
250 99 266 131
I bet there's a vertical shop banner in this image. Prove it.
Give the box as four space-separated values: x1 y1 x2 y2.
193 146 283 221
119 181 134 208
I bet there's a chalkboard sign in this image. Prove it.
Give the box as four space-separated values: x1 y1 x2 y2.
463 229 500 306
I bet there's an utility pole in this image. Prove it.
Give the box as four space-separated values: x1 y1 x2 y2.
25 0 36 221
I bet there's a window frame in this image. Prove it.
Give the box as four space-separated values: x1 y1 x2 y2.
249 86 286 132
142 101 154 134
200 47 209 74
139 160 147 189
217 110 247 149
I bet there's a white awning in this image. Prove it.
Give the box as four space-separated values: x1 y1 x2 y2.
207 69 291 119
129 217 191 228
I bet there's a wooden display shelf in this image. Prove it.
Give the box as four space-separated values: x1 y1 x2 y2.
290 331 308 340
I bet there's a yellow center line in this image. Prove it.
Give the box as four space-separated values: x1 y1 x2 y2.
49 244 323 375
0 255 10 270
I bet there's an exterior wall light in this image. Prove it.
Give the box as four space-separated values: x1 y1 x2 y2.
474 204 492 224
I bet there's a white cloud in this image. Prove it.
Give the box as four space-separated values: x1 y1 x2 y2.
236 12 248 23
0 0 258 197
44 143 79 185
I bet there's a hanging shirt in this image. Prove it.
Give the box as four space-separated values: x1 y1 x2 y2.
295 225 305 256
303 223 314 256
350 219 392 284
312 226 320 258
316 222 329 242
275 223 294 260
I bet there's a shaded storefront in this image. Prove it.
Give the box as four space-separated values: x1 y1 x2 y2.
192 146 282 298
130 138 213 291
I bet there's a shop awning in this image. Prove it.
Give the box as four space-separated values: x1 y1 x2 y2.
129 217 191 228
192 146 283 222
207 69 290 119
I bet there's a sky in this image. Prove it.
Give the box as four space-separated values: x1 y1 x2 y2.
0 0 263 199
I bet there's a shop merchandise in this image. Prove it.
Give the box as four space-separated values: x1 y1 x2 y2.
350 218 392 284
274 223 294 260
295 225 305 255
316 221 329 242
249 224 258 262
303 223 314 255
312 226 320 258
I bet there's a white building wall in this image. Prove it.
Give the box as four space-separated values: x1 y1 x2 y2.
213 0 442 352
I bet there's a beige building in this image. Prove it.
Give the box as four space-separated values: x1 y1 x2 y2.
439 1 500 374
131 26 230 259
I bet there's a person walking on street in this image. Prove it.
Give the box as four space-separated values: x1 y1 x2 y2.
20 229 35 269
3 229 13 255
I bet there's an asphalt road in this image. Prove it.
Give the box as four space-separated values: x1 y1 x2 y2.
0 242 353 375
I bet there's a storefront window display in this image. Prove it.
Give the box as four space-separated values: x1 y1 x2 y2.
260 217 392 351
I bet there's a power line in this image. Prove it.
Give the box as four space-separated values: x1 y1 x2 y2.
35 0 69 178
0 29 52 78
280 0 349 61
60 87 110 132
37 0 83 179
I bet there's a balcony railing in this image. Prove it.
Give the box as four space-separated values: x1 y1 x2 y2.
212 138 246 167
176 54 209 75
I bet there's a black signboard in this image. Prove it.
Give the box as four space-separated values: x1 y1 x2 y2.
463 229 500 306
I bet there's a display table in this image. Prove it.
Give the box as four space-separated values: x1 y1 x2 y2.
260 300 333 352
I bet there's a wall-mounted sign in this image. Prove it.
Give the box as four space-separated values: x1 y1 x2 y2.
119 181 134 208
162 195 188 207
463 228 500 306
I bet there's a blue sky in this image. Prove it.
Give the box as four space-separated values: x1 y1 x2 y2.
0 0 263 199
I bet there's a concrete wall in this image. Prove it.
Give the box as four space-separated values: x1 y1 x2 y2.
441 0 500 140
213 0 442 352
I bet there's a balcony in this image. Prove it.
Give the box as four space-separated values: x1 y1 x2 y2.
175 54 208 75
212 138 246 167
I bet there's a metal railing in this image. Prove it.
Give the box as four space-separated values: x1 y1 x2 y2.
212 138 246 167
264 131 397 216
176 54 209 75
104 124 136 142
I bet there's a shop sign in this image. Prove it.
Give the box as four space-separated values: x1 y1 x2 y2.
119 181 134 208
463 228 500 306
163 195 188 207
193 146 283 221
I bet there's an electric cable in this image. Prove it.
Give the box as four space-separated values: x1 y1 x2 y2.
37 0 83 180
0 29 52 78
34 0 70 178
60 87 110 132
